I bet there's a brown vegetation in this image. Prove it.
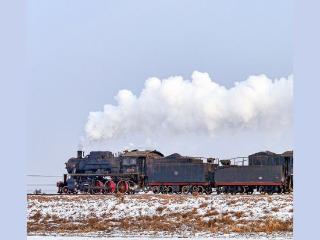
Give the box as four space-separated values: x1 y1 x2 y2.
28 210 292 235
199 202 208 208
156 206 166 213
27 194 293 236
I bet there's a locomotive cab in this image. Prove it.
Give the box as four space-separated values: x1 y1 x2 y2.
120 150 163 176
120 157 144 174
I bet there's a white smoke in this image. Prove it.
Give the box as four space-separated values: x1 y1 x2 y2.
85 71 293 142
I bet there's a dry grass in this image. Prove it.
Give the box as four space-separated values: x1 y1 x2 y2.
199 202 208 208
203 209 219 217
114 192 125 203
227 199 237 205
29 210 42 222
28 211 293 235
233 211 245 219
156 206 166 213
27 194 293 235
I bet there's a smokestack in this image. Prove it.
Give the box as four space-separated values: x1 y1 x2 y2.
77 150 83 159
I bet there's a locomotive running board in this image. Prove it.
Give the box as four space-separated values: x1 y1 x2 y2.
215 181 283 186
68 173 141 177
148 182 211 186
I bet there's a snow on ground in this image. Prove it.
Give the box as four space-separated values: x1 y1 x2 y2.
27 194 293 238
28 234 293 240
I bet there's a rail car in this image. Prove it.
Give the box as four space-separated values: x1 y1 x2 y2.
145 153 215 194
56 149 293 195
214 151 293 194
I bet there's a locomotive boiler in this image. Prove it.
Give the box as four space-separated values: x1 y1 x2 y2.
57 149 164 194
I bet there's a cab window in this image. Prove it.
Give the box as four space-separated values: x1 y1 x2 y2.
122 158 137 166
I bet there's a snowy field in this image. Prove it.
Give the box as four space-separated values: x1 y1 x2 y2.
27 194 293 239
28 234 293 240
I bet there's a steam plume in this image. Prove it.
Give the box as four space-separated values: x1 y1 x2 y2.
85 71 293 141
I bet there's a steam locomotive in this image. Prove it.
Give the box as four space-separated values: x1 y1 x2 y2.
57 149 293 195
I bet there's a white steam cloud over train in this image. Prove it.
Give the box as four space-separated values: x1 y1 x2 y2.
85 71 293 142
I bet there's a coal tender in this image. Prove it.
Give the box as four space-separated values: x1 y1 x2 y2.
146 153 215 194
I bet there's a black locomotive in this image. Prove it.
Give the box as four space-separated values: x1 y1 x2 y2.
57 149 293 194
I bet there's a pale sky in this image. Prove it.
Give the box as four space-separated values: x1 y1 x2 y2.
27 0 293 192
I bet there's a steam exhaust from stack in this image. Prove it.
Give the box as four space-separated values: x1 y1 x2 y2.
84 71 293 143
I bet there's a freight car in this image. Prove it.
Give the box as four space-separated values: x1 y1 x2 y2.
214 151 293 194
